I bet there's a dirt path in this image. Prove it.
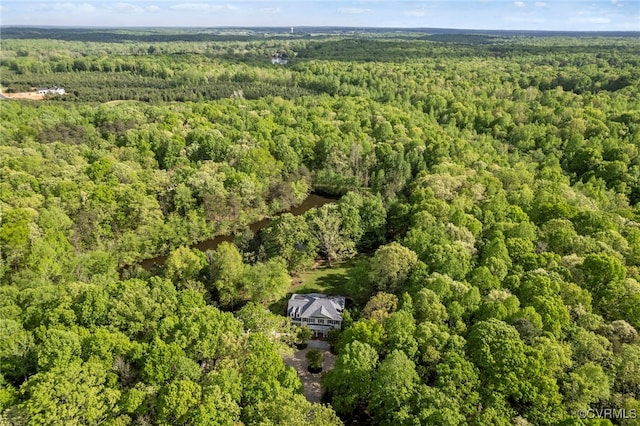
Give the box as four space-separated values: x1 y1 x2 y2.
0 91 44 100
283 340 336 403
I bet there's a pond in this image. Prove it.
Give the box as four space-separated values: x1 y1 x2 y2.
136 193 337 270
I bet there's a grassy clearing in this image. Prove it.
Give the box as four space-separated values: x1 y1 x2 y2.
269 256 369 315
293 262 352 294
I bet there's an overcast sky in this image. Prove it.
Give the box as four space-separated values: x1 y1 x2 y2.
1 1 639 31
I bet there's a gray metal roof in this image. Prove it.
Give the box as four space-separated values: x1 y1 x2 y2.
287 293 345 321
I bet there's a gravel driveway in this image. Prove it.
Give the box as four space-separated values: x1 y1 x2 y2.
283 340 336 403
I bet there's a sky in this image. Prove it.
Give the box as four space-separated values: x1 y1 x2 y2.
1 0 639 31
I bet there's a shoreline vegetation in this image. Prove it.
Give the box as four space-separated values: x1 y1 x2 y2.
1 28 639 426
135 192 337 271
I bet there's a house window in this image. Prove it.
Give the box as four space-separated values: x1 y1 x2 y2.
308 318 315 323
302 318 308 322
317 319 324 324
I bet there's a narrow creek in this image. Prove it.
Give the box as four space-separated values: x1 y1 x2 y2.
136 193 337 270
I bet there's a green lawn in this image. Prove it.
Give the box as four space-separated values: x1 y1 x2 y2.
294 263 352 294
269 256 369 315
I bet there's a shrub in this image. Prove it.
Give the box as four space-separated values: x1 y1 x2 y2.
306 349 323 373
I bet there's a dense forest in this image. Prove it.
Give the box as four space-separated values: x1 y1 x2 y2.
1 28 640 425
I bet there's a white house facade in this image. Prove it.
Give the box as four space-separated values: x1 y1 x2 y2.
37 87 65 95
287 293 345 337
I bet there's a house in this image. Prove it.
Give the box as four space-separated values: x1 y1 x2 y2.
37 87 65 95
271 57 289 65
287 293 345 337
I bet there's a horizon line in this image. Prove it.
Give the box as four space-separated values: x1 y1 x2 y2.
2 25 639 34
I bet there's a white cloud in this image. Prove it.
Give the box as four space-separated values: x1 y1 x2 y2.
505 16 547 23
618 19 640 29
534 2 546 7
145 5 160 13
106 3 144 14
337 7 372 14
30 2 97 13
587 17 612 23
404 9 428 17
259 7 281 14
571 16 612 24
169 3 238 13
170 3 214 13
514 1 525 7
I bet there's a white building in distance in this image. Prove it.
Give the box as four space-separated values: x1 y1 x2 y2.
37 87 65 95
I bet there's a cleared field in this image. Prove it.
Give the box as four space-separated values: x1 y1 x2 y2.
0 91 44 100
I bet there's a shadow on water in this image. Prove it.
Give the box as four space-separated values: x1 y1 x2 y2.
133 193 337 272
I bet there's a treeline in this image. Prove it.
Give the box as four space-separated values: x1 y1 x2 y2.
2 38 638 105
3 76 317 103
0 27 311 43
